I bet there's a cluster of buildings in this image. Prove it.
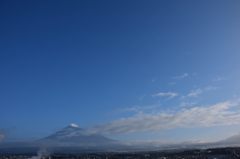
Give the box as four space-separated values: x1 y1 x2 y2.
1 147 240 159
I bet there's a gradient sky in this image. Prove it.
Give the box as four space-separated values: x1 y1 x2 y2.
1 0 240 143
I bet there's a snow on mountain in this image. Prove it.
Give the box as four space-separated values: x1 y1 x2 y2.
69 123 79 128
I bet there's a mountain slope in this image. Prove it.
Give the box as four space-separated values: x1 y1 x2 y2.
38 124 117 147
218 133 240 146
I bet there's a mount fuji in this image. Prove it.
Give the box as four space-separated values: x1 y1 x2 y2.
0 124 121 153
37 123 118 147
3 124 240 153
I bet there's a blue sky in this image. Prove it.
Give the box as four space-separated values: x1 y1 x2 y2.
0 0 240 142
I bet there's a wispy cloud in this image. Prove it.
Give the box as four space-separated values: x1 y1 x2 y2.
93 100 240 134
152 92 178 99
186 88 203 98
173 73 189 80
184 86 217 98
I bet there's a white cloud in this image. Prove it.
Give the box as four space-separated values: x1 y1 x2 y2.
152 92 178 99
173 73 189 80
186 88 203 98
93 100 240 134
184 86 217 98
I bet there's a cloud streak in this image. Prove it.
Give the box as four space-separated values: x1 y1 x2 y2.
184 86 217 98
152 92 178 99
93 100 240 134
186 88 203 98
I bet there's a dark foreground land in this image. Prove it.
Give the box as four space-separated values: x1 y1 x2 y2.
1 147 240 159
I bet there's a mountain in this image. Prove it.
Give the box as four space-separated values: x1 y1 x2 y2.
2 124 240 154
0 124 122 154
217 133 240 146
37 123 118 147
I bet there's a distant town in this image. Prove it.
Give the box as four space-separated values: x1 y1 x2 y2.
1 147 240 159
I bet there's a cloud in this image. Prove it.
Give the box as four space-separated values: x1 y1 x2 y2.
93 100 240 134
173 73 189 80
186 88 203 98
184 86 217 98
152 92 178 99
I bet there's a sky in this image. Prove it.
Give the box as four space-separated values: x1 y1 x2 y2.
0 0 240 143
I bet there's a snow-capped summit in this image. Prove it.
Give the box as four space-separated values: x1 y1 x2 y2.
69 123 79 128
